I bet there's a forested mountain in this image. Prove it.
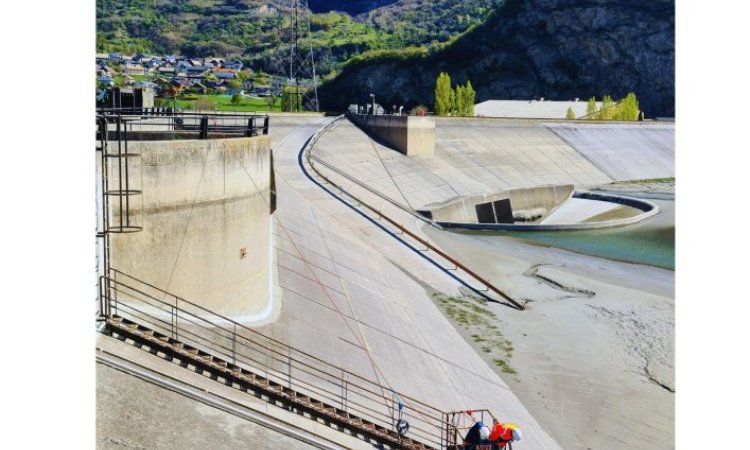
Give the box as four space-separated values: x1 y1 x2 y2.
96 0 502 77
318 0 675 117
308 1 398 15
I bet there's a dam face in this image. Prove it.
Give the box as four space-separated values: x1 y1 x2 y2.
109 136 273 318
98 114 674 450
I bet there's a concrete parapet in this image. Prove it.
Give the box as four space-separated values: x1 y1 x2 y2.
349 113 435 156
422 185 574 223
433 191 659 231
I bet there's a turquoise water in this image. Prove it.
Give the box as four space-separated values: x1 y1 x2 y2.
460 199 675 270
497 226 674 269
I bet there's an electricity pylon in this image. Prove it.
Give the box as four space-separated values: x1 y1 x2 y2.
270 0 319 112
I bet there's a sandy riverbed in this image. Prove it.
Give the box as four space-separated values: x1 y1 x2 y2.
422 183 675 450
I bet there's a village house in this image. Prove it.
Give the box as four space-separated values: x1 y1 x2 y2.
158 65 176 76
224 61 244 71
211 67 238 79
186 65 211 79
122 61 146 76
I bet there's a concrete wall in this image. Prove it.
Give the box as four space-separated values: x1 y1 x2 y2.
110 136 272 318
349 114 435 156
422 185 574 223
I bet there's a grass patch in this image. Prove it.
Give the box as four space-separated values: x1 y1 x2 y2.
615 177 675 185
493 359 517 374
157 94 283 112
431 292 517 376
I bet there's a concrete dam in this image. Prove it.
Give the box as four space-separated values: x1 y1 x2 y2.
97 113 675 450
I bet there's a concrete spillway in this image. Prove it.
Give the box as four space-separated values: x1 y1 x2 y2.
260 116 563 449
304 116 674 450
546 122 675 180
100 115 673 450
312 118 673 211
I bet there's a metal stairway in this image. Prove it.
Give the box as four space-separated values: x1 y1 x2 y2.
103 315 433 450
98 269 450 449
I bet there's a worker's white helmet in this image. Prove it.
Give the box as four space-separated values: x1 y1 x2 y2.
512 429 523 441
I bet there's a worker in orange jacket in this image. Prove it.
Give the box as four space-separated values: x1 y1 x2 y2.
489 419 522 448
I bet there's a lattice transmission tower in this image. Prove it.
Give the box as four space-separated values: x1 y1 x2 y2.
270 0 319 112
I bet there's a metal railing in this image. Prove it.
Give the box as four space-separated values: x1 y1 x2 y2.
302 117 524 310
97 111 270 140
443 410 505 449
99 268 451 449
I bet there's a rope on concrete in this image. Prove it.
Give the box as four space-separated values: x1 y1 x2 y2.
163 139 213 298
237 147 394 414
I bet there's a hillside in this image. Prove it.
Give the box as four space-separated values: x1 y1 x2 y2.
96 0 502 77
317 0 675 117
308 0 397 15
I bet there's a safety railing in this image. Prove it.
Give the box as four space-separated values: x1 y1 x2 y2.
302 117 524 310
97 111 269 140
443 410 496 449
100 268 451 449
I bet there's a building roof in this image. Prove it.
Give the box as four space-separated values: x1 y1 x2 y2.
474 99 602 119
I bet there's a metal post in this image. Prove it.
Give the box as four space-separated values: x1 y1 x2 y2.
341 370 348 411
99 276 106 320
232 323 237 366
199 116 209 139
287 347 292 389
174 298 179 342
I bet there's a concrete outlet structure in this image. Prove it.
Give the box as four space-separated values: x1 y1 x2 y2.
348 113 435 156
109 136 274 319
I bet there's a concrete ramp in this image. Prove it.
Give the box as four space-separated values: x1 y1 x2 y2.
263 117 563 449
546 122 675 181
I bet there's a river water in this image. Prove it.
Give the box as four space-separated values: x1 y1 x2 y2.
456 197 675 270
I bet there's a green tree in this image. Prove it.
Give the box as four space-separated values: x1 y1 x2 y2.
237 69 252 82
600 95 616 120
586 96 597 118
616 92 640 121
449 85 456 115
455 84 465 116
231 93 243 105
227 79 242 90
434 72 453 116
464 81 475 116
566 107 576 120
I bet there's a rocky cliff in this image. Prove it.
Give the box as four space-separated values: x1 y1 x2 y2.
318 0 675 117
